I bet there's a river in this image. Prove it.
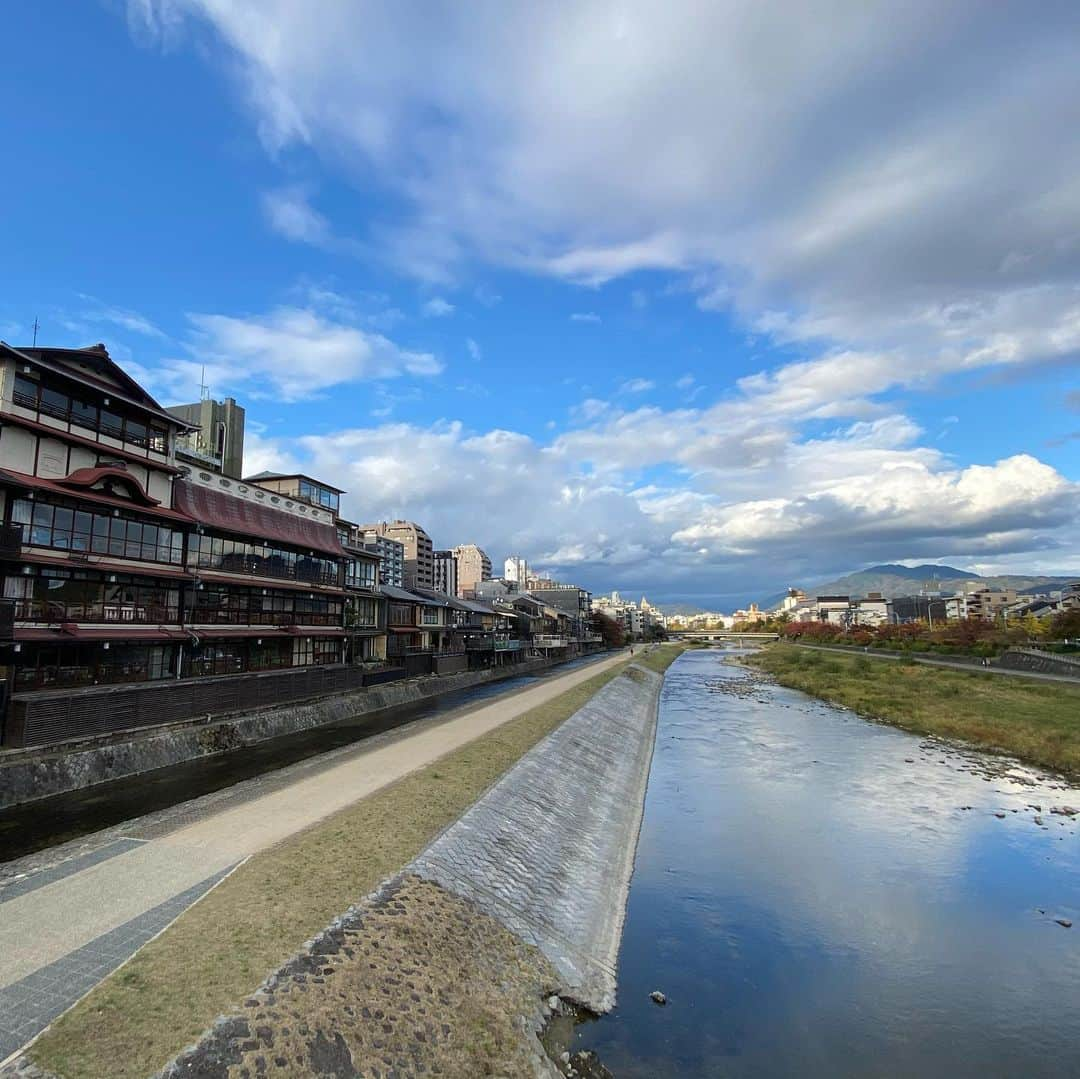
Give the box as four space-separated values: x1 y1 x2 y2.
576 647 1080 1077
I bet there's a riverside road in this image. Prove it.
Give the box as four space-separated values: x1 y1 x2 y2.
0 652 626 1065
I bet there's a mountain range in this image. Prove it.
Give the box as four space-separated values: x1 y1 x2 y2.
764 563 1080 609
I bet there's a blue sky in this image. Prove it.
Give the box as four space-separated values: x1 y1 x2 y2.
1 2 1078 608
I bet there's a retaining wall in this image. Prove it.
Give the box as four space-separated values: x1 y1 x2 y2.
0 655 572 810
998 648 1080 678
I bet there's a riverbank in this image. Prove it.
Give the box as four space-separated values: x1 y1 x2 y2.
748 644 1080 777
15 648 682 1078
0 653 583 810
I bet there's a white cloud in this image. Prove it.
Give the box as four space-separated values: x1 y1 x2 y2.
421 296 455 318
620 378 654 394
261 187 333 247
133 2 1080 387
465 337 482 361
676 374 695 389
125 3 1080 599
145 303 442 403
239 408 1080 602
570 312 601 324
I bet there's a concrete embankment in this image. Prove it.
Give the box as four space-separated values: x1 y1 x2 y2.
0 656 572 810
158 660 663 1078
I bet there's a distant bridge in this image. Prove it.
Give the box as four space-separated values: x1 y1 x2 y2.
668 631 779 642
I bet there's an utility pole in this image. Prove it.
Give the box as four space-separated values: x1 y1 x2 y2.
31 317 39 347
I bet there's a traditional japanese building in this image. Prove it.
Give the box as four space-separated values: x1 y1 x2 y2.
0 342 363 747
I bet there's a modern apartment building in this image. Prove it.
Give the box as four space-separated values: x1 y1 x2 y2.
433 549 457 597
352 528 405 588
451 544 491 597
359 520 433 590
167 396 246 479
944 588 1019 622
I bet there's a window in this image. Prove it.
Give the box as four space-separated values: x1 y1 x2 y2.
12 496 184 564
421 607 441 625
13 375 38 408
298 479 340 512
70 397 99 429
40 387 70 419
192 532 340 585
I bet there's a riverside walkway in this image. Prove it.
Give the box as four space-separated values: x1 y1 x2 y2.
0 651 627 1065
790 642 1080 684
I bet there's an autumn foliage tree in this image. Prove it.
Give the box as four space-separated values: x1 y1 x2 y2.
590 610 627 648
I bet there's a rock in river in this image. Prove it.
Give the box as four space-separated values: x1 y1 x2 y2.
650 990 667 1006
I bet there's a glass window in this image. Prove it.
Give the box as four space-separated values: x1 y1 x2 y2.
125 419 148 446
100 410 123 438
70 398 98 428
149 427 167 453
13 375 38 406
40 387 69 418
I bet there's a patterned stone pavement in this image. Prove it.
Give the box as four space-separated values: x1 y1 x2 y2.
0 867 235 1066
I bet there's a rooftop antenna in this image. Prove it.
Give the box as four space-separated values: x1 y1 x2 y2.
199 364 210 401
31 317 39 347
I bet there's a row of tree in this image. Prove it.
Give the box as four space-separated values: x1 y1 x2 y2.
776 609 1080 655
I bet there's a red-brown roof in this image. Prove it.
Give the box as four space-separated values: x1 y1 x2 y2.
0 468 193 523
172 480 346 558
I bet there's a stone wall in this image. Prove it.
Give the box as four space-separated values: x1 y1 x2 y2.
998 648 1080 678
0 656 569 810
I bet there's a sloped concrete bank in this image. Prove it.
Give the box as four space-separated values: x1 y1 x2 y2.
158 661 662 1078
0 656 572 810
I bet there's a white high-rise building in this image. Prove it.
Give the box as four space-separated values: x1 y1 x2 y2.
504 554 529 585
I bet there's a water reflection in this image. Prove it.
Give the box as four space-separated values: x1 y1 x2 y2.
578 648 1080 1077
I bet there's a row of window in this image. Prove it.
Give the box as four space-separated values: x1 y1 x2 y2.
14 375 169 452
12 497 185 564
345 558 378 590
191 533 340 585
298 479 340 512
190 587 343 626
9 496 355 586
11 636 344 690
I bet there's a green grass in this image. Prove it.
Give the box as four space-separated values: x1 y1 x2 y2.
749 644 1080 776
634 642 690 673
30 658 637 1079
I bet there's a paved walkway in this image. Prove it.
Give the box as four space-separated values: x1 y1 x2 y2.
793 643 1080 684
0 651 627 1064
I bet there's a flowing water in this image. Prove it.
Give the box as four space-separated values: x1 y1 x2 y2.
577 648 1080 1077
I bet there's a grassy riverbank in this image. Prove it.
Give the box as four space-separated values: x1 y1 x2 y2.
30 657 641 1079
749 644 1080 776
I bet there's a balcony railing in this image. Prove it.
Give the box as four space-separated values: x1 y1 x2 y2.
12 599 344 628
14 599 181 624
532 634 569 648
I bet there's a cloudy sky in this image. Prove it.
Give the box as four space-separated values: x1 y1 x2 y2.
2 2 1078 607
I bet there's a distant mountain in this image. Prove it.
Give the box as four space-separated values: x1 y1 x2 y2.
772 563 1079 606
658 603 707 616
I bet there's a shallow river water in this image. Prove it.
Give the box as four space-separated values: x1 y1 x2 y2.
577 648 1080 1077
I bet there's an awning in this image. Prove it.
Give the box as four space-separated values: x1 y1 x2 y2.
14 550 193 581
14 626 188 642
172 480 346 558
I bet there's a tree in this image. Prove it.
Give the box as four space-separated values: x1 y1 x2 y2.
1050 607 1080 641
591 610 626 648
